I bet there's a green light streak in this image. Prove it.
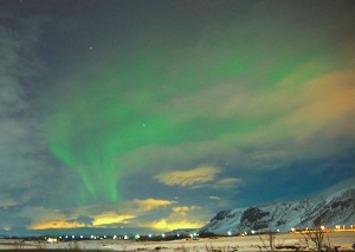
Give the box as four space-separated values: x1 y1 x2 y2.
46 40 333 203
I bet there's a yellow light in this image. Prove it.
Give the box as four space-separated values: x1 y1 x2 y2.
150 219 202 230
92 212 135 226
31 220 85 230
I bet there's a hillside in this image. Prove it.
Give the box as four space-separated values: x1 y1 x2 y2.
199 187 355 235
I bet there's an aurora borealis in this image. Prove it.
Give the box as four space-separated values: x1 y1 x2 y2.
0 0 354 235
46 44 335 204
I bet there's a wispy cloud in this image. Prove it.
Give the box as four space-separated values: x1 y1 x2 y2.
154 166 221 187
0 198 21 209
67 215 94 226
0 13 91 226
120 67 355 182
91 212 135 226
170 206 200 218
130 198 176 212
214 177 242 190
0 15 50 209
208 196 220 201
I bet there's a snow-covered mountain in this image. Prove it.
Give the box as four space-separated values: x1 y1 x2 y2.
199 187 355 235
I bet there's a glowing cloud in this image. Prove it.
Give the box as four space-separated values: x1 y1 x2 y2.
24 197 177 230
30 213 135 230
170 206 200 218
154 166 221 187
284 68 355 130
92 212 135 226
150 219 202 230
131 198 176 211
31 220 85 230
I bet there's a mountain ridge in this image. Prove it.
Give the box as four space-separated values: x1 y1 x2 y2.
199 186 355 235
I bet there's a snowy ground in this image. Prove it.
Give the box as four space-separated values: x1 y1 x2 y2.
0 232 354 251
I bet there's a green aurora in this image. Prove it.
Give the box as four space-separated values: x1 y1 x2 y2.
45 41 335 203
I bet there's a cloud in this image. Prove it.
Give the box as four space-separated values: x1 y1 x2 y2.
32 220 85 230
170 206 200 218
227 68 355 168
149 219 202 231
17 197 176 230
0 193 23 209
154 166 221 187
120 67 355 182
0 13 75 212
66 215 94 226
214 177 242 190
130 198 176 212
81 198 175 227
145 205 204 231
92 212 135 226
19 206 70 230
28 210 135 230
26 197 199 231
208 196 220 201
284 68 355 133
0 200 20 209
26 208 134 230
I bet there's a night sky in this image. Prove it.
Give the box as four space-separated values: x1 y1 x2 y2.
0 0 354 235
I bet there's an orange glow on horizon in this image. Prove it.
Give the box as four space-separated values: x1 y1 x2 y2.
31 220 85 230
